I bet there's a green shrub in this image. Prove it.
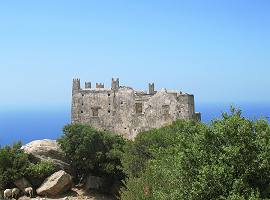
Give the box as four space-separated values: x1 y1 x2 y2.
0 142 56 189
0 142 30 189
121 108 270 200
26 160 55 185
57 124 126 182
121 120 204 178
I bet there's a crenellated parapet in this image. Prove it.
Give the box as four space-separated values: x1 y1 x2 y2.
96 83 104 88
85 82 91 89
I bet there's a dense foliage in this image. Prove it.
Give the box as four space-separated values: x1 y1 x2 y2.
57 124 126 182
0 142 55 190
2 107 270 200
25 160 55 186
121 108 270 200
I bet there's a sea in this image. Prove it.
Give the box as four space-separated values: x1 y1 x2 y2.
0 102 270 146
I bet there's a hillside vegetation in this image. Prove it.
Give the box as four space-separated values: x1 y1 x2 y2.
120 108 270 200
1 107 270 200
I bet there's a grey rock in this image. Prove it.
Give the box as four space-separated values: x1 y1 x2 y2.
36 170 73 196
21 139 71 173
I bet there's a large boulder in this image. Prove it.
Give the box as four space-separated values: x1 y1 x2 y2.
14 177 32 192
21 139 71 173
36 170 73 196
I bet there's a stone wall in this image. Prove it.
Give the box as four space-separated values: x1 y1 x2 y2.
71 78 200 139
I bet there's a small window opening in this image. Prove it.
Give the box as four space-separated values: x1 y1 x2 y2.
91 107 100 117
108 110 111 113
81 110 83 113
108 93 111 96
135 102 143 114
121 101 123 104
162 105 170 119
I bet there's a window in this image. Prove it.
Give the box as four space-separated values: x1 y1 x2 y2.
91 107 100 117
135 102 143 114
162 105 170 119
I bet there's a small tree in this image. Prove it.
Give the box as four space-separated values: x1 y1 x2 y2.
57 124 126 182
0 142 30 189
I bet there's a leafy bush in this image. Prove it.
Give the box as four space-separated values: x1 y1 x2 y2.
0 142 56 189
121 108 270 200
121 120 201 178
57 124 126 182
0 142 30 189
26 160 55 186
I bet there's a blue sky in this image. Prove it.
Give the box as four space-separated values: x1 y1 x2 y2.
0 0 269 110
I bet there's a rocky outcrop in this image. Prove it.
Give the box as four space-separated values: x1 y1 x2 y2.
14 177 32 192
37 170 73 196
21 139 71 173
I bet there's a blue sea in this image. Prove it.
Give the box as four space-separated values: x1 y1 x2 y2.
0 103 270 146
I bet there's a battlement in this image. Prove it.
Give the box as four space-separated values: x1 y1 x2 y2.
72 78 81 95
148 83 155 95
96 83 104 88
71 78 200 139
111 78 119 90
85 82 91 89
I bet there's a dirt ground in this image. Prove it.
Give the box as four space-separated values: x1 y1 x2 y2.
17 188 114 200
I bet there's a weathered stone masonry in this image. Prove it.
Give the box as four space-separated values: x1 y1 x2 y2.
72 78 201 139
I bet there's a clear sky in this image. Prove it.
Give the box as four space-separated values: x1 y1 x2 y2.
0 0 269 110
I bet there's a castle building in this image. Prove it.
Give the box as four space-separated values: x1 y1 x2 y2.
71 78 201 139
